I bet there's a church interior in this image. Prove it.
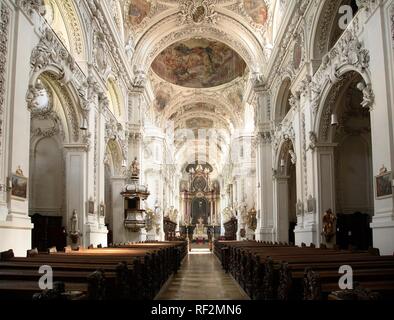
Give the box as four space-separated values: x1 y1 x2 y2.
0 0 394 302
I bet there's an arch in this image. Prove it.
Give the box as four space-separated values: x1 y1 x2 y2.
313 68 374 248
34 72 82 144
43 0 71 51
27 71 82 145
105 139 124 177
273 77 292 122
309 0 359 62
161 93 242 130
106 78 125 121
314 69 371 143
28 26 89 143
43 0 88 63
275 138 296 175
274 138 297 243
133 12 266 74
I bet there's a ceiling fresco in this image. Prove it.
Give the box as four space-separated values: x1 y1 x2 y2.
154 84 172 111
128 0 151 26
186 117 214 129
184 103 216 113
243 0 268 25
151 38 247 88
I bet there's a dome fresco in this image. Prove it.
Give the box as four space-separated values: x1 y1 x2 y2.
243 0 268 25
151 38 247 88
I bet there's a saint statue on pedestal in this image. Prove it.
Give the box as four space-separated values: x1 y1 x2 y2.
71 210 78 233
130 157 140 177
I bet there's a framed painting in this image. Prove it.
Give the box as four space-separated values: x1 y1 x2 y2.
375 170 393 199
99 203 105 217
87 200 95 215
11 173 28 200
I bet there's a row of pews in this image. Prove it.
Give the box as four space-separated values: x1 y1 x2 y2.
0 241 187 300
214 240 394 300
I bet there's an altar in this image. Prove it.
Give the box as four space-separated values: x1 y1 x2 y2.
192 217 208 241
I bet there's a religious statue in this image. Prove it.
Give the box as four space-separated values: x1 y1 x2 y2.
130 157 140 178
197 217 204 229
222 207 232 223
69 210 80 244
145 208 154 232
232 202 238 218
154 201 162 235
71 210 78 234
357 82 375 110
240 201 248 224
322 209 336 242
154 201 161 218
125 35 135 63
170 207 178 223
247 207 257 231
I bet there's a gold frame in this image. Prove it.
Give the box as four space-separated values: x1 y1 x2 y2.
375 171 393 199
11 173 28 200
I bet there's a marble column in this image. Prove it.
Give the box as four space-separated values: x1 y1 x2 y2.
274 176 290 243
64 145 88 247
110 176 127 244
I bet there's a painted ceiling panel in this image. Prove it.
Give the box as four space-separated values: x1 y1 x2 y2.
151 38 247 88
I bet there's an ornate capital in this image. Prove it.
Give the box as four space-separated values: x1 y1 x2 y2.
132 66 147 88
257 131 272 145
251 71 266 90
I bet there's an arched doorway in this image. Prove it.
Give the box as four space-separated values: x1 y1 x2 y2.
317 71 373 249
103 139 124 245
333 74 373 249
275 139 297 244
28 77 68 252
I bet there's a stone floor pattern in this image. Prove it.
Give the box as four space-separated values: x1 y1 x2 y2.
156 249 250 300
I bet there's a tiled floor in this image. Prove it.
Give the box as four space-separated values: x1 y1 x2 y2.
155 249 250 300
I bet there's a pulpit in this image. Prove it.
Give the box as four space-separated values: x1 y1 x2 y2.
121 172 150 232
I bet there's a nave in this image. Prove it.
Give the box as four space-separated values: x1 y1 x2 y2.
1 0 394 305
156 248 249 300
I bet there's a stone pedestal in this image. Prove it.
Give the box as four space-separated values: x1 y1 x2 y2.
84 224 108 248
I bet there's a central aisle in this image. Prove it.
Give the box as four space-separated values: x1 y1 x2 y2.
156 249 250 300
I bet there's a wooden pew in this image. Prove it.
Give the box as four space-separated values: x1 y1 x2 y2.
213 241 394 301
0 241 187 300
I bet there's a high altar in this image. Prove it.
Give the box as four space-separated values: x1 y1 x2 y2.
193 217 208 240
179 162 220 241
